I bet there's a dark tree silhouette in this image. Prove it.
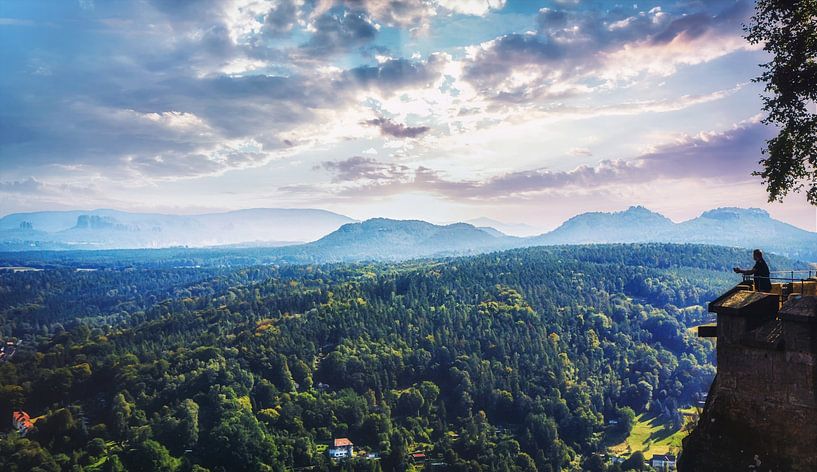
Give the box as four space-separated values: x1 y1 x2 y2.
745 0 817 204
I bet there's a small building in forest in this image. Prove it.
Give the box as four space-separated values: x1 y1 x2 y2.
651 453 676 469
12 410 33 436
328 438 354 459
410 452 427 463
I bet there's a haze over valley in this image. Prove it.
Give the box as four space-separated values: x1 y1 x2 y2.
2 205 816 266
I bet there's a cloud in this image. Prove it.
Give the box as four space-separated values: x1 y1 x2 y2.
437 0 506 16
651 1 750 45
0 176 124 215
302 7 379 56
341 55 448 93
633 117 769 181
464 33 564 89
307 0 503 32
320 156 409 182
0 177 46 194
146 0 228 25
536 8 567 30
312 118 772 200
0 177 101 200
569 147 592 157
123 139 273 180
462 1 755 101
0 45 449 180
363 117 430 138
1 0 766 204
262 0 299 37
539 85 745 119
351 0 438 30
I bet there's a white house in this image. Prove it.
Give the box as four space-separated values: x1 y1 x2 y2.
650 454 677 470
329 438 354 459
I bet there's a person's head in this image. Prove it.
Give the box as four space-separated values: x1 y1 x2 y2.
753 249 763 261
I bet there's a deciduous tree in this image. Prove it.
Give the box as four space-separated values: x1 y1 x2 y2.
746 0 817 204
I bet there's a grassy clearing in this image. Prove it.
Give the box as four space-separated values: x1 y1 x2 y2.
608 407 699 459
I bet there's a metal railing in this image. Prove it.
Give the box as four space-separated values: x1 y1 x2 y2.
768 269 816 281
741 269 817 296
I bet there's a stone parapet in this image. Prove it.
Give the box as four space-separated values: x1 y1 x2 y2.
679 294 817 471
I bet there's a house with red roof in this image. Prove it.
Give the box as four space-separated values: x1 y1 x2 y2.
328 438 354 459
12 410 33 436
410 452 427 463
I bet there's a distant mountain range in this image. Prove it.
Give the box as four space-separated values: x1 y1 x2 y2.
278 218 519 262
2 206 816 263
534 206 675 244
0 208 354 250
279 206 816 263
534 206 817 262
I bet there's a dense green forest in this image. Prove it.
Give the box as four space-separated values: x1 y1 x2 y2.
0 244 756 471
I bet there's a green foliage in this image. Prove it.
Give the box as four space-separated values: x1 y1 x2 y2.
621 451 645 471
0 244 730 470
122 439 179 471
0 436 59 472
746 0 817 204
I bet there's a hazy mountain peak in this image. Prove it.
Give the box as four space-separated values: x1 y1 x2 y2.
614 205 669 220
560 205 672 226
625 205 660 215
353 218 432 230
2 206 815 262
305 218 513 261
0 208 354 249
73 215 130 231
444 222 481 231
331 218 480 234
700 207 770 220
464 218 541 237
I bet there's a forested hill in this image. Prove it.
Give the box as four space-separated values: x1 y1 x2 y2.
3 207 816 265
0 244 757 471
535 207 817 262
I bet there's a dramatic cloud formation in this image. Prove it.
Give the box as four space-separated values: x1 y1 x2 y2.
316 118 772 199
462 1 755 101
1 0 813 229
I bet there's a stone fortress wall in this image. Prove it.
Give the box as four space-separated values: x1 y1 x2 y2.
679 281 817 472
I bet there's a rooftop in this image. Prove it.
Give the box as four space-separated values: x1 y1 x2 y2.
780 296 817 323
710 289 776 315
333 438 353 447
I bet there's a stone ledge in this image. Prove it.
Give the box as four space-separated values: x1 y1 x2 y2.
780 296 817 323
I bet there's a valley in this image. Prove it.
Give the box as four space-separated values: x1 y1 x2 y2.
0 244 739 471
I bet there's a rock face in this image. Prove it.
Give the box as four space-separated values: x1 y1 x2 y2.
679 290 817 471
74 215 129 230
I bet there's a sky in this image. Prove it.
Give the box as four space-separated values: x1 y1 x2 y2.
1 0 816 232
